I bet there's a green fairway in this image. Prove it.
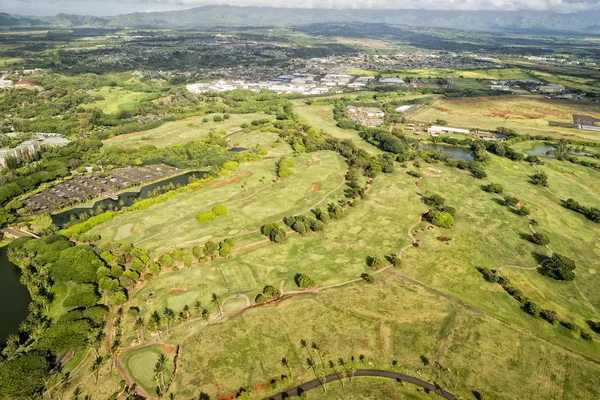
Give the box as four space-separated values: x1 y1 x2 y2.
293 104 384 155
83 87 150 114
102 113 274 149
122 345 174 395
412 96 600 141
92 150 348 253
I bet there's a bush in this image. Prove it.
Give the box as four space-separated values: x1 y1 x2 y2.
501 196 519 207
212 205 228 215
222 161 238 171
294 273 316 289
581 331 593 341
427 210 454 229
369 256 385 270
361 273 374 283
389 254 402 267
530 171 548 186
407 170 423 178
255 293 269 304
540 309 559 325
522 300 540 316
482 183 503 194
477 267 498 283
531 232 550 246
539 253 576 281
196 211 217 223
515 206 530 216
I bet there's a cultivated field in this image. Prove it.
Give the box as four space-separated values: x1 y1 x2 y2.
412 96 600 141
102 113 274 149
83 87 150 114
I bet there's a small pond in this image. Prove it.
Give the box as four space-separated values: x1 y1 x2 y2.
229 147 247 153
417 143 474 162
52 171 205 227
527 144 556 158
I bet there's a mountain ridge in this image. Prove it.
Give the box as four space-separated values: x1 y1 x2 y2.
1 6 600 33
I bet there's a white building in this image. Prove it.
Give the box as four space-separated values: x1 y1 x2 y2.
427 126 470 135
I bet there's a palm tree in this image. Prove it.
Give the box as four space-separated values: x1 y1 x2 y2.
311 342 326 369
90 356 103 384
109 338 121 373
211 293 222 318
163 307 175 333
328 360 343 387
182 304 190 319
71 386 82 400
241 181 248 193
90 329 105 357
153 354 168 394
193 300 202 314
305 358 324 392
134 317 144 344
201 308 210 321
281 357 293 379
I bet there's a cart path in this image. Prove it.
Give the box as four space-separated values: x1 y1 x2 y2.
265 369 455 400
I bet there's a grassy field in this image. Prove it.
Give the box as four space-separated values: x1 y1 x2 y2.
60 150 600 400
293 103 384 155
102 113 274 149
122 345 174 396
381 67 533 81
83 87 150 114
412 96 600 141
92 150 348 254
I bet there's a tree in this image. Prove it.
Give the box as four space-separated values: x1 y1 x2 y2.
0 353 49 398
203 241 218 257
502 196 519 207
426 194 445 209
522 300 540 317
531 232 550 246
196 211 216 223
212 205 228 215
63 284 100 308
427 210 454 228
482 183 503 194
90 356 103 384
109 291 128 306
149 310 162 338
539 253 576 281
530 171 548 186
294 273 316 289
163 307 175 333
211 293 223 318
292 221 308 235
158 253 173 269
218 241 232 258
369 256 385 270
361 273 374 283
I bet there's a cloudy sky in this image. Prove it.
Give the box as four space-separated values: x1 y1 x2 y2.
2 0 599 17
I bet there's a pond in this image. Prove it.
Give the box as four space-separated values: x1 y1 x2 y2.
417 143 474 162
229 147 247 153
527 144 556 158
52 171 205 227
0 245 31 344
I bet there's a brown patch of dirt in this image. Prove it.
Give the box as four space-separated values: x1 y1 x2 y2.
426 225 434 230
161 344 175 353
422 170 441 177
211 171 251 188
434 106 451 113
252 382 265 391
308 155 322 164
167 288 186 294
517 202 525 207
530 208 538 212
437 236 452 242
217 394 237 400
311 183 320 193
133 227 142 233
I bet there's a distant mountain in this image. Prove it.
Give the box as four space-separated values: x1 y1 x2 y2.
2 6 600 33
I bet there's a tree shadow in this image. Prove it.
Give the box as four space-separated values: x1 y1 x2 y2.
532 252 548 266
365 255 374 266
586 320 600 334
518 232 534 243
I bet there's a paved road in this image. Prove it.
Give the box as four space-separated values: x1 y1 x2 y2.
265 369 455 400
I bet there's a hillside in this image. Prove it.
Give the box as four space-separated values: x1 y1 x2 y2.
2 6 600 33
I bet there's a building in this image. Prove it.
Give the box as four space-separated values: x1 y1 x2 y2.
378 77 405 84
14 80 33 88
0 76 13 89
538 84 565 93
427 126 470 135
0 140 41 168
395 105 412 113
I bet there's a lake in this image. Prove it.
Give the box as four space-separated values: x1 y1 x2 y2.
527 144 556 158
417 143 474 162
52 171 204 226
0 245 31 344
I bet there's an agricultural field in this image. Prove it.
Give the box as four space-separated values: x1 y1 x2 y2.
412 96 600 141
82 87 151 114
381 67 533 81
102 113 274 149
293 103 383 155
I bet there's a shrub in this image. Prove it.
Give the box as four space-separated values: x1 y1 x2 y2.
255 293 269 304
222 161 238 171
294 273 316 289
502 196 519 207
212 205 228 215
407 170 422 178
477 267 498 283
515 206 530 216
539 253 576 281
427 210 454 229
158 253 173 268
522 300 540 317
540 309 559 325
361 273 374 283
292 221 308 235
196 211 217 223
482 183 503 194
389 254 402 267
560 321 577 331
531 232 550 246
369 256 385 270
580 331 593 341
263 285 280 298
530 171 548 186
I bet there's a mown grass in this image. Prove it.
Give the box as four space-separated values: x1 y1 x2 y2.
93 151 348 253
293 104 384 155
82 87 150 114
413 96 600 141
122 345 173 396
102 113 274 149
